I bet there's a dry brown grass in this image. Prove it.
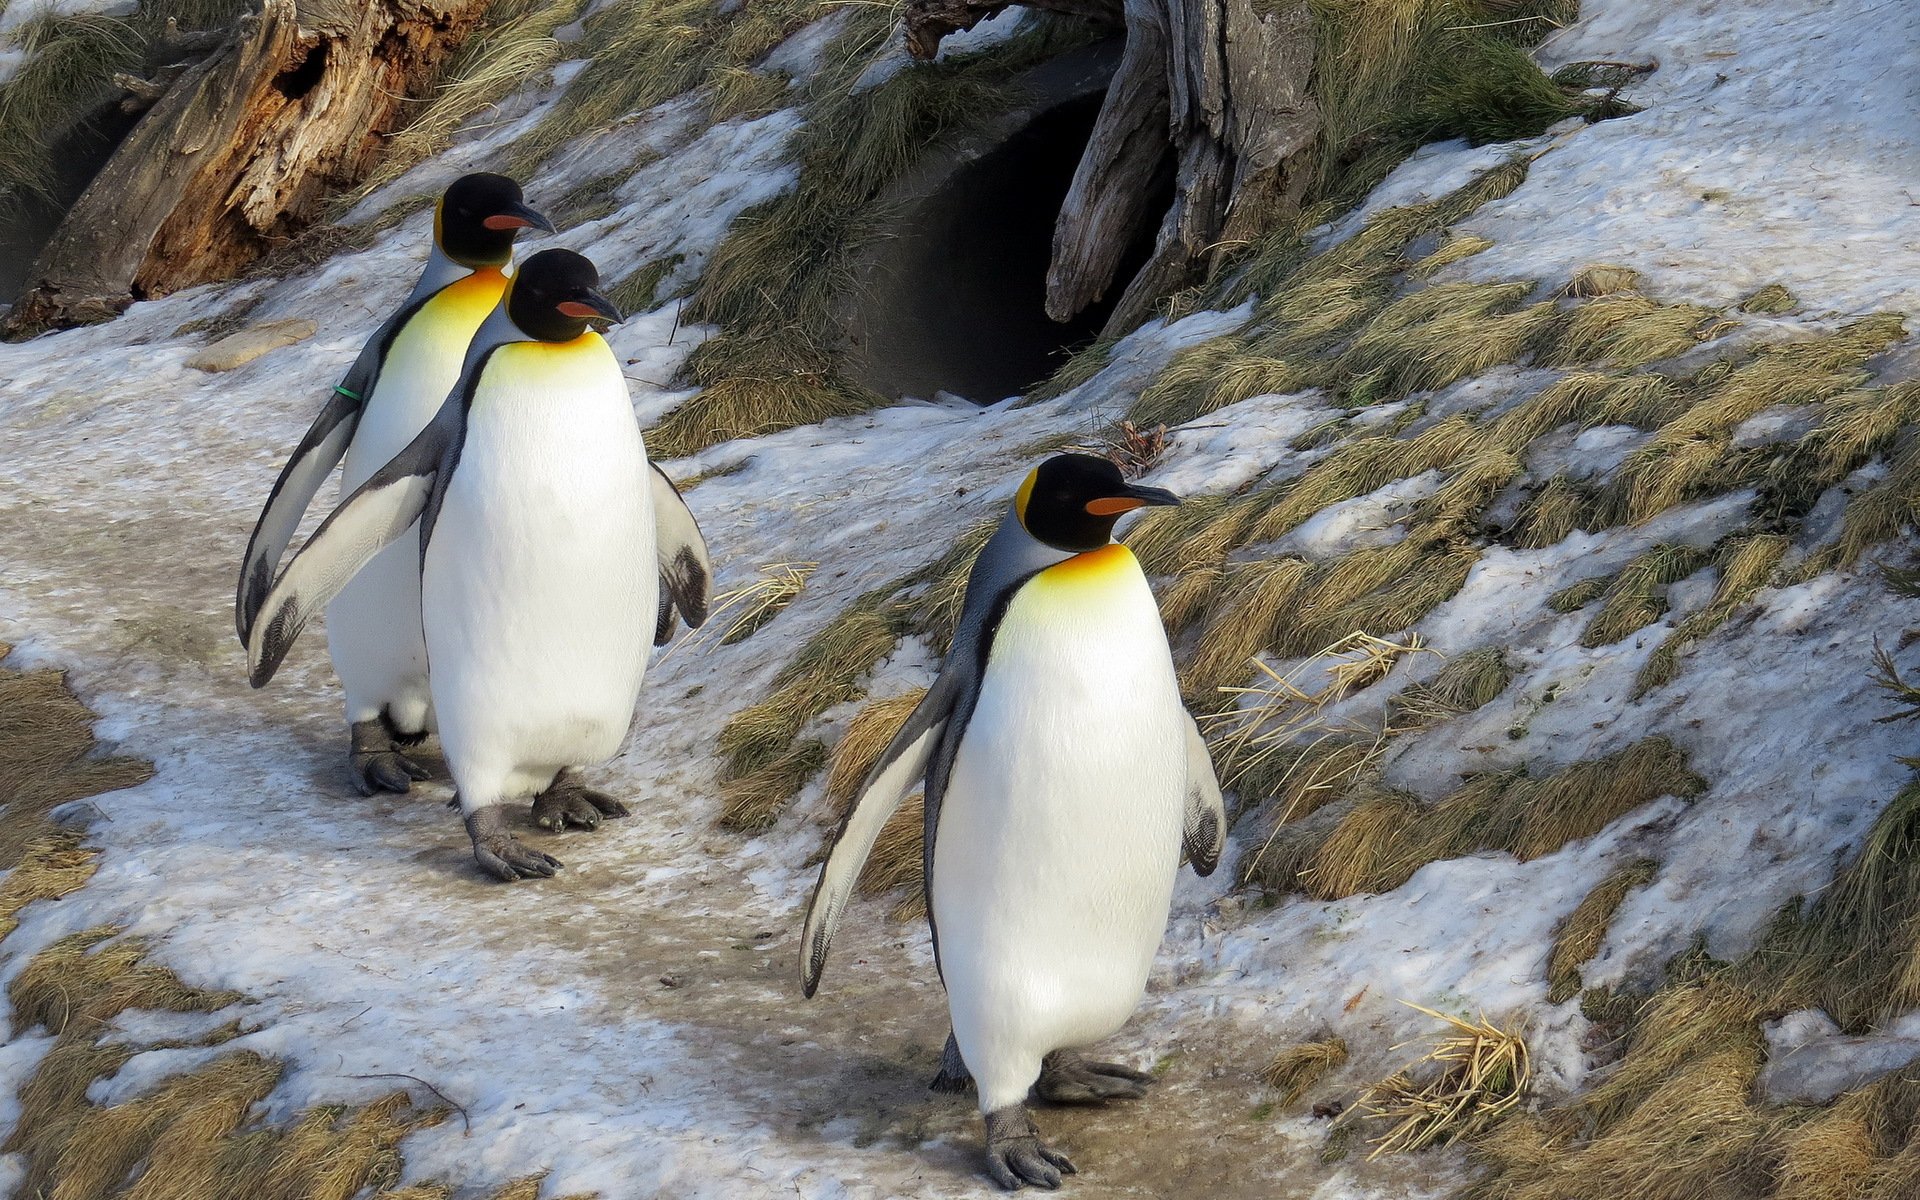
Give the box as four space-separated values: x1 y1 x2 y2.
1562 264 1643 299
1248 737 1701 899
1513 476 1590 549
1580 543 1712 647
681 562 814 652
1359 1005 1529 1158
715 595 902 780
1546 859 1658 1004
1739 283 1797 315
1597 315 1907 527
1211 633 1428 793
1389 647 1511 728
1411 234 1494 278
1541 295 1720 369
353 0 592 203
1262 1036 1349 1110
1330 280 1556 405
707 65 793 124
718 738 828 832
0 644 154 866
1635 533 1789 695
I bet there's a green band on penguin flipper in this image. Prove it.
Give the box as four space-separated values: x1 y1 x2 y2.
334 385 362 401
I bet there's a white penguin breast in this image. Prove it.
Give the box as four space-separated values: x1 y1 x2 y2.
422 337 658 780
934 547 1188 1043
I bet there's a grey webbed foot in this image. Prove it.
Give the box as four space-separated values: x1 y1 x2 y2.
348 719 431 796
531 770 631 832
930 1030 973 1093
1034 1049 1153 1104
465 805 562 881
984 1105 1075 1191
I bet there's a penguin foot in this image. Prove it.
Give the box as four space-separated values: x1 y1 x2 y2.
930 1030 974 1093
984 1105 1075 1191
349 719 432 796
531 771 631 832
464 806 562 882
1034 1050 1153 1105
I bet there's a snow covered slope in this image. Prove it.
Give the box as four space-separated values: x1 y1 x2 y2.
0 0 1917 1196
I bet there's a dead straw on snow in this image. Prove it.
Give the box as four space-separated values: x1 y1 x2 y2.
1360 1003 1530 1158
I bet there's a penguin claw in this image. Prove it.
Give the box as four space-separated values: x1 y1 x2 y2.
1034 1051 1153 1105
352 751 426 796
471 833 562 881
531 778 631 832
985 1107 1075 1191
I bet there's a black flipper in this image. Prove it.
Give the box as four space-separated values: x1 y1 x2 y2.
649 464 711 645
246 398 466 689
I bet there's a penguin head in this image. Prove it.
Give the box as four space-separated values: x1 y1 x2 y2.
505 248 624 342
435 173 554 269
1014 453 1179 552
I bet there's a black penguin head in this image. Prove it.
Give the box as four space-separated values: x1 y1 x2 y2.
1015 453 1180 552
435 173 554 269
506 248 623 343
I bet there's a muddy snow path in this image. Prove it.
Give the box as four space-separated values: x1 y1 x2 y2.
0 267 1450 1196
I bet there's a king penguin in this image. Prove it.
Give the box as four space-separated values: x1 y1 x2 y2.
235 173 554 796
242 248 713 881
799 453 1227 1190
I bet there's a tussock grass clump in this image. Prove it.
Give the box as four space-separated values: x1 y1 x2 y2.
0 833 98 941
1598 315 1907 526
0 644 154 867
354 0 592 201
1262 1036 1349 1109
693 561 814 648
1541 294 1720 369
1389 647 1511 728
1154 157 1538 431
707 66 792 124
1359 1005 1530 1158
1329 280 1556 405
503 0 824 177
1739 282 1797 315
1411 233 1493 278
719 739 828 831
1514 476 1592 549
606 253 686 316
1249 737 1702 899
1546 859 1658 1004
1580 543 1711 647
0 8 144 204
1130 334 1302 429
1563 264 1643 298
714 594 903 780
1635 533 1788 695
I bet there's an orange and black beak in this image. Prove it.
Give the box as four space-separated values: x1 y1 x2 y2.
1085 482 1179 517
482 200 556 233
557 288 623 325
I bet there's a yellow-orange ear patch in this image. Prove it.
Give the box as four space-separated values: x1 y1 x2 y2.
1085 496 1146 517
1014 469 1039 525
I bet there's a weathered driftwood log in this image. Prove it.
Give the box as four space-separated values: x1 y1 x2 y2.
906 0 1320 337
8 0 489 336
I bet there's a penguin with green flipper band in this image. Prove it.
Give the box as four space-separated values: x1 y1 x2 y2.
800 453 1226 1190
243 249 713 881
234 173 554 797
